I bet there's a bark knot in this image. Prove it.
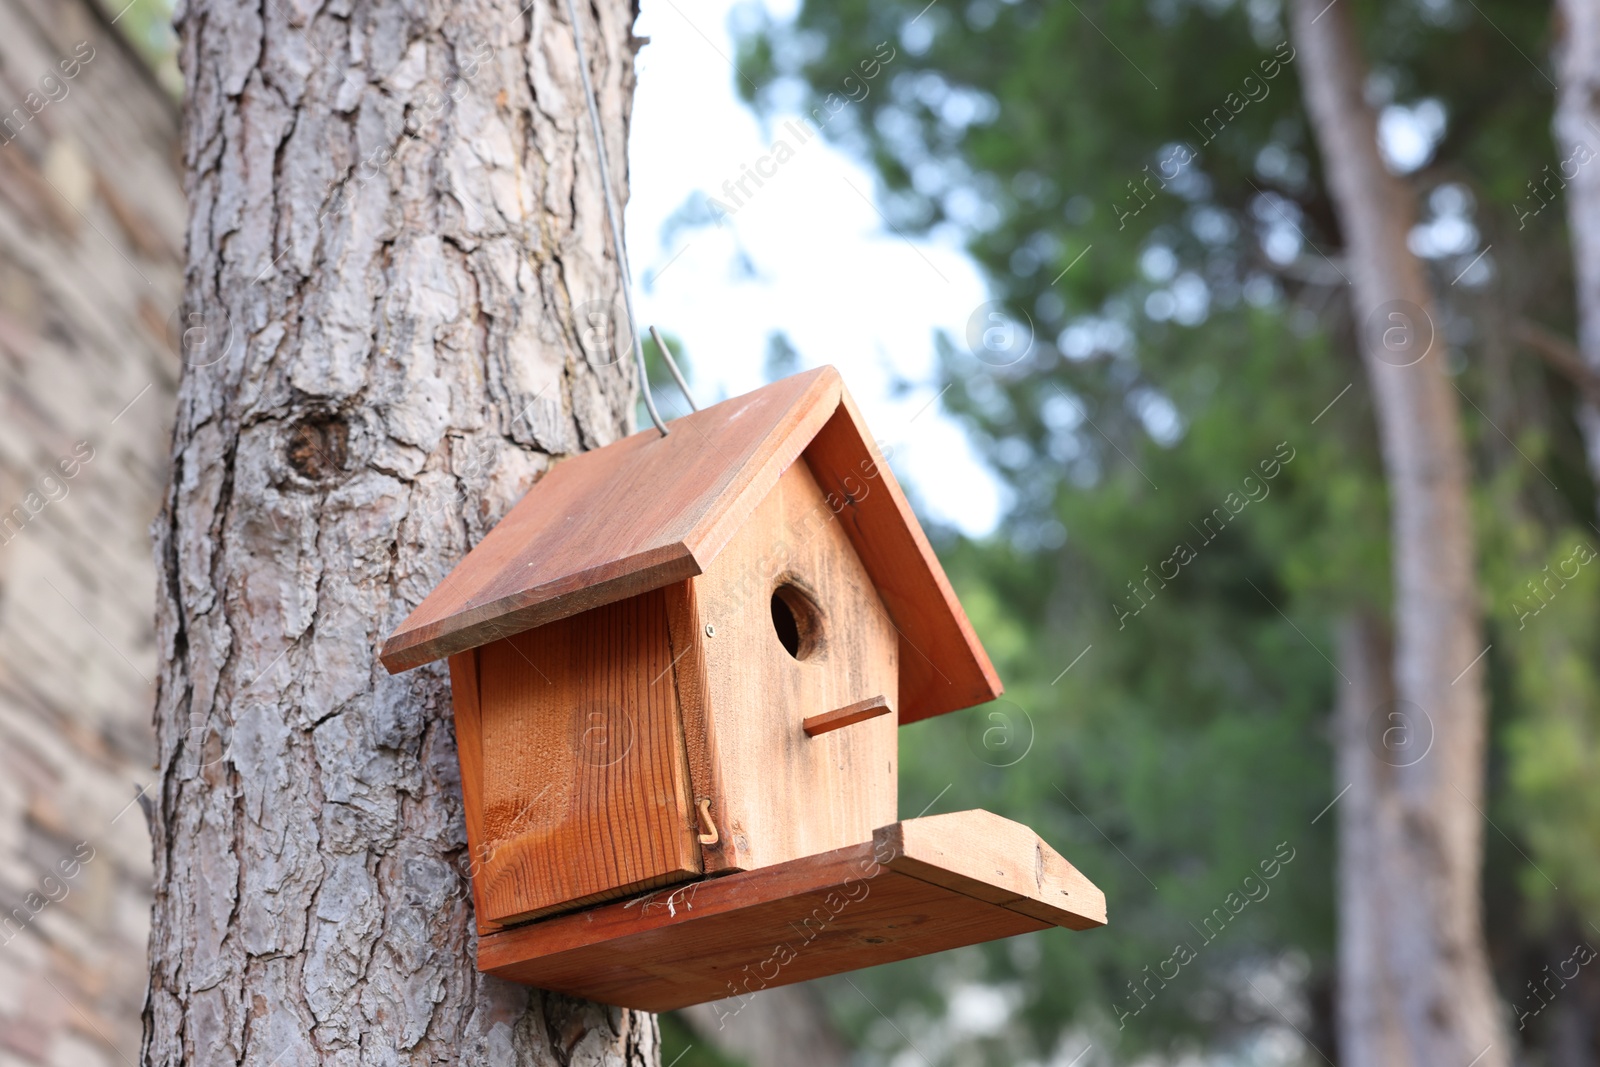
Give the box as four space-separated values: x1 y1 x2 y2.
285 413 350 483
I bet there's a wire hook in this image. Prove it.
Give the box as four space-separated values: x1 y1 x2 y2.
564 0 670 437
650 326 698 411
695 797 720 846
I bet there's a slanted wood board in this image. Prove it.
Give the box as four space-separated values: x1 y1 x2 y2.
380 367 1002 724
694 458 898 873
879 810 1105 927
660 578 744 874
446 649 500 935
472 588 701 925
476 810 1106 1010
381 368 842 672
803 694 892 736
802 388 1002 721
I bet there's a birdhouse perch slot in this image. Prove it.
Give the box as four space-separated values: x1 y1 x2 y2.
379 366 1106 1009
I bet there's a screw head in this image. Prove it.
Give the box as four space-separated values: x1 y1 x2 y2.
705 624 716 638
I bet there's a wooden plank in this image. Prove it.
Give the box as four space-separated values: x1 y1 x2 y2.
802 385 1003 722
802 694 892 737
661 578 744 872
447 649 503 936
476 810 1105 1010
381 367 843 672
695 458 899 873
473 589 702 923
875 809 1106 929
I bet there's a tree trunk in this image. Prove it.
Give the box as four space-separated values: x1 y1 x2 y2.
1555 0 1600 495
1334 614 1407 1067
680 986 851 1067
144 2 659 1063
1290 2 1506 1064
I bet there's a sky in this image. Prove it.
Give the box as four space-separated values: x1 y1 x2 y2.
626 0 1008 536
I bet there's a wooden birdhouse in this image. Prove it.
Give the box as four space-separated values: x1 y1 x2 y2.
380 366 1105 1010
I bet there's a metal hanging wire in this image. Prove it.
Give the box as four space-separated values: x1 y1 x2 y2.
564 0 697 435
650 326 698 412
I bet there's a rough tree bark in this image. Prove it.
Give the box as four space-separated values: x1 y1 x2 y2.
1555 0 1600 497
144 1 660 1063
1290 1 1507 1064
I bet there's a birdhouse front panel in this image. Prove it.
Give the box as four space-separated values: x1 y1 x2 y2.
693 455 899 874
455 587 703 927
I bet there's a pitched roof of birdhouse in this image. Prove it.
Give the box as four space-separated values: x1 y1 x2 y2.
380 366 1001 723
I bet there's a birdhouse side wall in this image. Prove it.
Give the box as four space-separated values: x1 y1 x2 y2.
693 457 899 873
465 588 703 926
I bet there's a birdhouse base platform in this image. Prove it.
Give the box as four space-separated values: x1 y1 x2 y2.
475 809 1106 1011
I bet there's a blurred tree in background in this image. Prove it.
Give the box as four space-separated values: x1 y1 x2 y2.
103 0 180 94
667 0 1600 1063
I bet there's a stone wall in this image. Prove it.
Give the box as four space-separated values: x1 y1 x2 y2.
0 0 181 1062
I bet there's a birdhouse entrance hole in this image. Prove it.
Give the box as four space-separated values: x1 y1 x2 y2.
770 582 821 660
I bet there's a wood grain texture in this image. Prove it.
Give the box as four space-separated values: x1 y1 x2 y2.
446 650 505 936
662 579 745 872
381 366 843 672
476 810 1105 1010
803 385 1003 722
802 695 892 737
474 588 702 924
876 809 1105 929
383 366 1004 727
696 458 899 873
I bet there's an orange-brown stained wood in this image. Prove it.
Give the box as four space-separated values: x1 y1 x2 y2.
475 809 1106 1010
446 649 503 936
381 368 843 673
473 588 702 924
802 388 1003 722
695 458 898 874
380 367 1001 726
802 694 892 737
877 809 1106 928
660 579 745 873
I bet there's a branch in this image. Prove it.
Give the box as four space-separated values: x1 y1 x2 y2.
1512 319 1600 406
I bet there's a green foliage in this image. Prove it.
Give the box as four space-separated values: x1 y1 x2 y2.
660 1013 750 1067
864 307 1369 1060
735 0 1596 1061
1500 531 1600 917
102 0 181 96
